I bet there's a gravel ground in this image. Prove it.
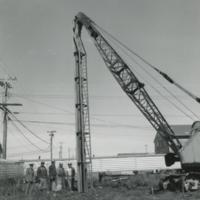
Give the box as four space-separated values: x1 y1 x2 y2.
1 186 200 200
1 174 200 200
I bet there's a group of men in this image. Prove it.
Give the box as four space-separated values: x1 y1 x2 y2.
25 161 76 195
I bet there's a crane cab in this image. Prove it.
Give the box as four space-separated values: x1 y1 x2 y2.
180 121 200 171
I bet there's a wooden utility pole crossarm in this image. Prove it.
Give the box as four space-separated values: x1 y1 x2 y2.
0 80 22 159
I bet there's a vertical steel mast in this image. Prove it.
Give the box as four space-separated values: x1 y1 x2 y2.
74 12 181 154
73 19 92 192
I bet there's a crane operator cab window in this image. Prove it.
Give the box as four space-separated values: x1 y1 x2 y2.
190 121 200 135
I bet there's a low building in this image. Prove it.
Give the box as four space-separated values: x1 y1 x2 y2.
0 159 24 179
24 153 181 174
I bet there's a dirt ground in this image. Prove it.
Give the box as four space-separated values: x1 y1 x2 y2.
94 186 200 200
1 174 200 200
1 186 200 200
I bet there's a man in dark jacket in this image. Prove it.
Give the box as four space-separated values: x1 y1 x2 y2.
67 163 76 191
57 163 66 191
49 161 57 191
25 163 35 195
37 161 48 191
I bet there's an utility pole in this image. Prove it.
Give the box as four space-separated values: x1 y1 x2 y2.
0 79 22 159
48 130 56 162
2 82 9 159
68 147 71 161
59 142 63 159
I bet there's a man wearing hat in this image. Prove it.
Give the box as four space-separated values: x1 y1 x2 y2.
37 161 48 191
67 163 76 191
57 163 66 191
25 163 35 195
49 161 57 191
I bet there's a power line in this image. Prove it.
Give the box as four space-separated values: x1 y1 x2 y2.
10 93 142 126
17 111 72 116
8 125 33 151
12 93 74 99
11 86 197 123
0 58 13 79
8 148 50 157
6 110 199 119
9 121 50 157
10 120 46 151
7 110 49 145
10 93 193 100
14 94 73 114
7 144 35 150
13 119 152 130
92 113 197 118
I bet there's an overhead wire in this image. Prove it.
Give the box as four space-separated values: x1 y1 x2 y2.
0 58 49 151
8 124 33 151
10 119 46 151
7 127 44 158
8 148 50 157
7 144 35 150
6 60 190 126
11 92 131 127
16 111 69 115
8 93 193 100
6 108 49 144
91 113 198 118
3 25 195 136
11 93 74 99
0 57 13 79
4 109 200 119
14 94 74 114
14 119 152 130
13 92 137 125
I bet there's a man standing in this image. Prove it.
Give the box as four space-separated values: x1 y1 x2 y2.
49 161 57 191
57 163 66 191
25 163 35 195
67 163 76 191
37 161 48 191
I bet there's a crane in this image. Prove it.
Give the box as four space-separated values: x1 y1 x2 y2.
73 12 200 192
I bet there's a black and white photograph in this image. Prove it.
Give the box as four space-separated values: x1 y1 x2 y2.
0 0 200 199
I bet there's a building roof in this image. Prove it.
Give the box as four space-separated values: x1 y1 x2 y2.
155 124 191 138
0 159 24 164
170 124 191 135
154 124 191 146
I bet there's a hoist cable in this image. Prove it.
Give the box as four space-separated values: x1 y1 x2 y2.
94 24 199 121
94 23 200 104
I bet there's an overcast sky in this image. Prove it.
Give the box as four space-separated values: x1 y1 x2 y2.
0 0 200 160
